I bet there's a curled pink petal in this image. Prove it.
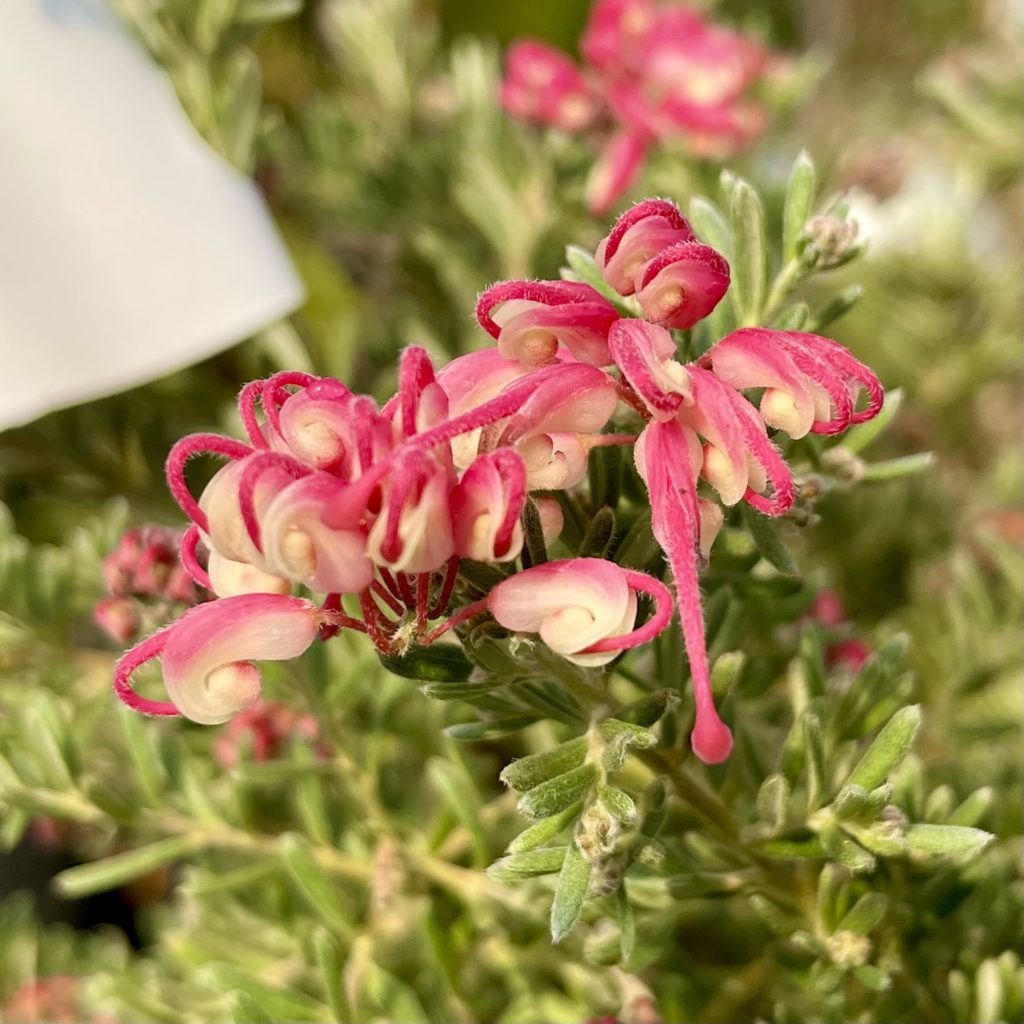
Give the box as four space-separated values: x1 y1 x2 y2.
608 319 691 420
276 378 358 472
165 434 253 533
585 131 650 218
180 525 213 591
634 241 730 329
476 280 619 367
235 452 309 553
515 432 590 490
156 594 321 724
488 558 641 668
113 627 180 717
450 449 526 562
260 474 374 594
596 198 696 295
259 371 318 438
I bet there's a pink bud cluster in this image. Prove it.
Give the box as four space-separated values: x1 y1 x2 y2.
114 197 882 765
808 590 872 673
94 525 205 643
501 0 770 213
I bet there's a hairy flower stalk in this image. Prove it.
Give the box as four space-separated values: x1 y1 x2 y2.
112 198 882 764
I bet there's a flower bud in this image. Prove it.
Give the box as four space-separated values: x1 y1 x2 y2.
94 596 140 643
596 198 696 295
476 280 619 367
633 241 730 329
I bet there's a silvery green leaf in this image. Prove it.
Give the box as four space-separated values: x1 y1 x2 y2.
743 505 799 575
550 842 592 944
809 284 864 330
837 892 887 934
841 388 904 455
597 784 638 825
784 149 817 261
846 705 922 790
757 773 790 830
947 786 994 827
500 738 588 794
488 847 569 882
862 452 936 481
508 801 583 854
313 929 350 1024
617 884 636 965
728 178 767 325
563 245 625 305
904 823 995 856
518 763 597 819
279 833 355 936
54 835 202 898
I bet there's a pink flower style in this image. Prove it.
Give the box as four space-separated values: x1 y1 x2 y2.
113 198 882 765
501 0 770 214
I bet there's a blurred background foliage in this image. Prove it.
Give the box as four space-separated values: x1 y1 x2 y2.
0 1 1020 1022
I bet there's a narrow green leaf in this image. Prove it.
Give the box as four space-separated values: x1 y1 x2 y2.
53 835 201 898
947 787 994 828
551 842 592 943
757 773 790 830
846 705 922 791
743 506 798 574
783 149 817 261
597 785 638 825
379 644 473 682
614 691 673 727
579 506 616 558
729 178 767 325
597 719 657 749
518 763 597 819
487 846 568 881
428 758 488 867
688 197 733 260
905 824 995 856
508 801 583 854
809 284 864 331
314 928 351 1024
229 992 276 1024
500 738 588 794
837 892 887 934
804 712 827 811
279 833 355 936
862 452 936 482
445 715 538 741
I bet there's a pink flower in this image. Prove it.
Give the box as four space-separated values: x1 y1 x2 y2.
501 41 602 133
93 596 141 643
475 280 620 367
488 558 673 668
114 594 322 723
450 450 526 562
214 700 322 769
702 329 884 438
632 240 730 328
503 1 771 212
609 318 693 420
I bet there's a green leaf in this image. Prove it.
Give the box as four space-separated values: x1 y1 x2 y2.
947 787 994 828
614 690 674 727
784 149 817 261
597 719 657 749
688 197 733 261
500 738 588 793
279 833 355 936
596 784 638 825
229 992 277 1024
579 506 616 558
508 801 583 854
904 824 995 856
743 506 799 574
53 835 201 898
846 705 922 791
445 715 538 741
550 842 592 943
379 644 473 682
235 0 304 28
804 711 827 811
487 847 568 881
518 763 598 819
837 892 887 934
729 178 767 325
862 453 936 482
757 773 790 830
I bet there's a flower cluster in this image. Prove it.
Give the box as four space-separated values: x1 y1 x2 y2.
501 0 770 213
113 197 882 764
94 525 205 643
